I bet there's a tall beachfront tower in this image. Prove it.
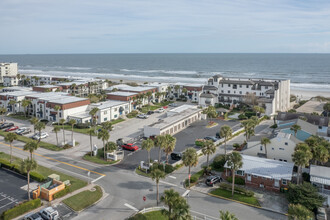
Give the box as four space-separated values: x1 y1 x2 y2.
0 63 18 83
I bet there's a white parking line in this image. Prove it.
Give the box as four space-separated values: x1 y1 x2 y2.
168 175 176 179
182 190 190 197
0 201 15 209
124 203 139 212
159 180 178 187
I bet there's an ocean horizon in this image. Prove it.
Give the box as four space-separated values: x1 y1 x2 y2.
1 53 329 92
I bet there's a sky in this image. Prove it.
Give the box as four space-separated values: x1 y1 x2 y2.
1 0 330 54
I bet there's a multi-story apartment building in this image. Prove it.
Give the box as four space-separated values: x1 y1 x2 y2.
199 75 290 115
0 63 18 84
3 76 19 87
167 83 204 102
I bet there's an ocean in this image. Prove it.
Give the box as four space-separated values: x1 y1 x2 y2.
0 53 329 91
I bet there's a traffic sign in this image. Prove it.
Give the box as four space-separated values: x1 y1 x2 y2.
143 196 146 201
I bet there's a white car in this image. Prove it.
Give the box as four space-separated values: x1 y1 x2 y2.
155 108 165 113
32 132 49 140
39 207 59 220
137 114 148 119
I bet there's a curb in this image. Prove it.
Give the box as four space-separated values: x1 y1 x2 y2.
81 157 122 167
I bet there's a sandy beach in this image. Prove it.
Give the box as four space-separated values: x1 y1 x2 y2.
291 89 330 100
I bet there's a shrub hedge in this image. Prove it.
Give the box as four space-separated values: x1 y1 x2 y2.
1 199 41 220
219 183 254 197
211 155 227 170
53 186 72 199
30 171 46 182
226 176 245 185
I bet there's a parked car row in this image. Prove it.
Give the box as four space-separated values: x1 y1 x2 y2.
24 207 59 220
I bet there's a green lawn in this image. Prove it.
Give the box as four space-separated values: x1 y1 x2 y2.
185 169 204 187
54 125 101 136
83 152 118 165
210 188 260 207
7 114 31 120
0 130 63 151
0 152 87 192
111 118 125 125
129 211 168 220
63 186 102 211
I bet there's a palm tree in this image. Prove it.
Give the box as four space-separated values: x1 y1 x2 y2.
227 152 243 196
150 168 165 205
241 119 255 141
260 137 271 157
35 122 45 144
0 107 7 122
23 141 39 160
182 88 188 98
101 121 113 132
68 119 76 144
89 107 99 130
163 134 176 164
288 204 313 220
171 196 191 220
323 102 330 117
8 99 16 113
182 147 198 187
146 91 153 104
219 210 239 220
220 125 233 156
253 106 265 117
141 138 154 166
52 126 61 146
290 124 301 137
202 140 216 168
174 85 180 97
292 144 313 184
88 128 96 155
59 119 66 144
313 145 329 165
20 158 37 200
54 105 61 125
202 105 217 121
98 128 110 160
29 117 39 133
166 86 172 97
21 99 31 118
4 133 18 163
161 189 180 219
155 135 166 164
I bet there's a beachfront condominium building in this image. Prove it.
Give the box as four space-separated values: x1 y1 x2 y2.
199 75 290 116
167 83 204 103
3 76 19 87
0 63 18 84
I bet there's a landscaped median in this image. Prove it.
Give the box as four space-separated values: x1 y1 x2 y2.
0 198 41 220
83 150 119 165
209 183 260 207
0 130 63 151
135 162 182 178
129 211 167 220
62 185 103 212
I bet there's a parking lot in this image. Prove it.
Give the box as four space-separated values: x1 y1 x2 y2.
0 169 27 214
115 119 241 169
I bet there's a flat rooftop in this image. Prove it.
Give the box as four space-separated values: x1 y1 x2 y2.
107 84 156 92
296 100 326 115
33 85 60 88
148 107 201 130
49 96 89 104
168 104 198 114
91 100 127 110
0 91 36 97
225 155 294 180
69 111 91 119
1 86 32 91
107 91 138 97
26 92 69 99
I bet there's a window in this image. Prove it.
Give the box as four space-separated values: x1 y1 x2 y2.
285 142 288 145
114 114 118 118
234 91 236 94
265 86 268 89
114 108 117 111
239 91 242 94
228 84 231 87
104 117 107 121
260 145 263 151
239 85 242 88
253 175 258 178
221 90 224 93
104 111 107 114
282 179 287 185
236 170 244 176
284 160 287 162
228 90 230 94
246 85 249 88
272 147 274 150
279 148 284 150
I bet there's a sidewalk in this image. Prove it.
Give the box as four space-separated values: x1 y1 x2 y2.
13 183 97 220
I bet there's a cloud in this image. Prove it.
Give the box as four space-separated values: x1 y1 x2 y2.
1 0 330 53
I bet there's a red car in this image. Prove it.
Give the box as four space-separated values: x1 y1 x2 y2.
163 106 168 109
121 143 139 151
5 126 19 132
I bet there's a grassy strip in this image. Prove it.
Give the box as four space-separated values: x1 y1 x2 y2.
83 153 118 165
53 125 101 136
111 118 125 125
129 211 168 220
62 186 102 212
210 188 260 207
0 130 63 151
0 152 87 192
7 114 31 120
185 169 204 187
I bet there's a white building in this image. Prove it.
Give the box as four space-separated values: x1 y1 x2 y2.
3 76 19 87
0 91 36 113
167 83 204 102
242 132 301 163
199 75 290 116
310 165 330 205
0 63 18 84
1 86 32 93
90 100 130 124
144 105 202 138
